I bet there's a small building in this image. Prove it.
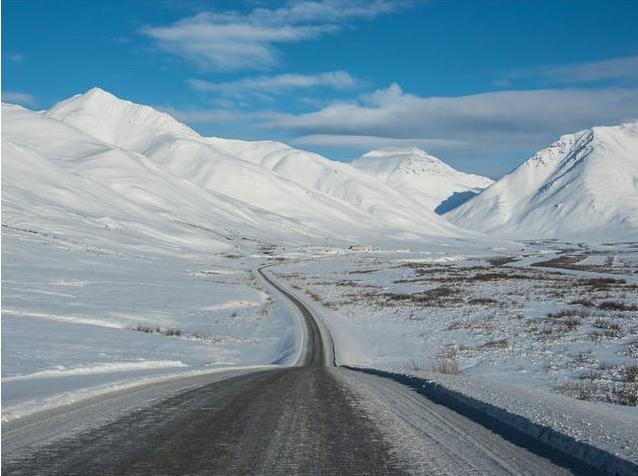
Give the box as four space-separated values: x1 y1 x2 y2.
349 244 375 252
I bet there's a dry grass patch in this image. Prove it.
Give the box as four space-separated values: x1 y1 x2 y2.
131 324 223 343
377 286 462 307
531 255 584 269
598 300 638 311
569 298 594 307
467 297 499 305
558 381 638 406
480 338 508 349
579 370 603 381
432 348 460 375
347 268 380 275
623 366 638 383
577 278 625 291
487 256 519 267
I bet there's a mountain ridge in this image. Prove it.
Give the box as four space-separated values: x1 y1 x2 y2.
3 89 474 254
352 147 493 213
447 122 638 239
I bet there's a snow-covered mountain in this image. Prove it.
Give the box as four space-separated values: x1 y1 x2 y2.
3 88 468 255
47 87 199 150
447 122 638 240
351 148 492 213
8 87 634 246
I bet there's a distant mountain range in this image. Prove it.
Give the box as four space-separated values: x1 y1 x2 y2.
3 88 469 254
3 87 637 245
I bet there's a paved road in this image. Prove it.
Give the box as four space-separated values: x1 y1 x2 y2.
2 268 404 475
2 267 606 475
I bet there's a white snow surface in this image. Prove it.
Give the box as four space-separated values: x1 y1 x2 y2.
1 224 298 420
447 123 638 240
43 88 464 244
352 147 493 213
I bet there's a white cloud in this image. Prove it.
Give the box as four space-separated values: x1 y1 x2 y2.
498 55 638 86
292 134 460 150
6 53 24 62
157 105 282 125
2 91 36 106
188 71 359 97
268 84 638 158
141 1 407 71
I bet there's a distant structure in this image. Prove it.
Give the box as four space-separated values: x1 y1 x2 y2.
349 244 375 252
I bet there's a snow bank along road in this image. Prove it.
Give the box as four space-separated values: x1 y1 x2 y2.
1 267 618 475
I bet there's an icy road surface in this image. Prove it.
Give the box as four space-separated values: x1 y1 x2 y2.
2 268 610 475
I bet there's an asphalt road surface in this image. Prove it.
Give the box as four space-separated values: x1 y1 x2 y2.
2 267 608 475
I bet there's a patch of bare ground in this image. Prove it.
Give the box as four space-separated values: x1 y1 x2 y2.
130 324 224 343
275 272 305 279
533 252 637 275
479 338 508 349
379 286 464 307
333 279 363 287
576 277 626 291
467 297 499 305
527 312 585 339
347 268 380 275
623 365 638 383
467 271 539 282
487 256 519 267
531 254 586 270
569 298 594 307
597 300 638 311
557 381 638 406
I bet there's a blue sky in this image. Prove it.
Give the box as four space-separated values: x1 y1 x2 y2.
3 0 638 177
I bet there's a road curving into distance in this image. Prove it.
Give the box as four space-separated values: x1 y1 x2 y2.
2 265 615 475
2 266 404 475
257 264 329 367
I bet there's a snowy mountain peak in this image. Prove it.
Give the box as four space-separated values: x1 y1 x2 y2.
362 146 434 158
447 121 638 239
83 86 118 100
356 147 454 178
352 147 493 212
46 87 198 149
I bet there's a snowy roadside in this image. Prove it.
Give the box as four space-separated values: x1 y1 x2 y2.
1 366 277 457
272 245 638 400
1 364 275 424
267 252 638 472
1 231 305 422
348 367 638 475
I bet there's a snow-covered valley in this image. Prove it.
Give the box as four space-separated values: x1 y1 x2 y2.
2 89 638 462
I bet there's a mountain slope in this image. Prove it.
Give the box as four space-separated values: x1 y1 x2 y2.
44 88 463 242
351 148 492 213
46 87 199 150
447 123 638 240
3 103 324 258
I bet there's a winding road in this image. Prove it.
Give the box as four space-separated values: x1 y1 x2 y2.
2 267 611 475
